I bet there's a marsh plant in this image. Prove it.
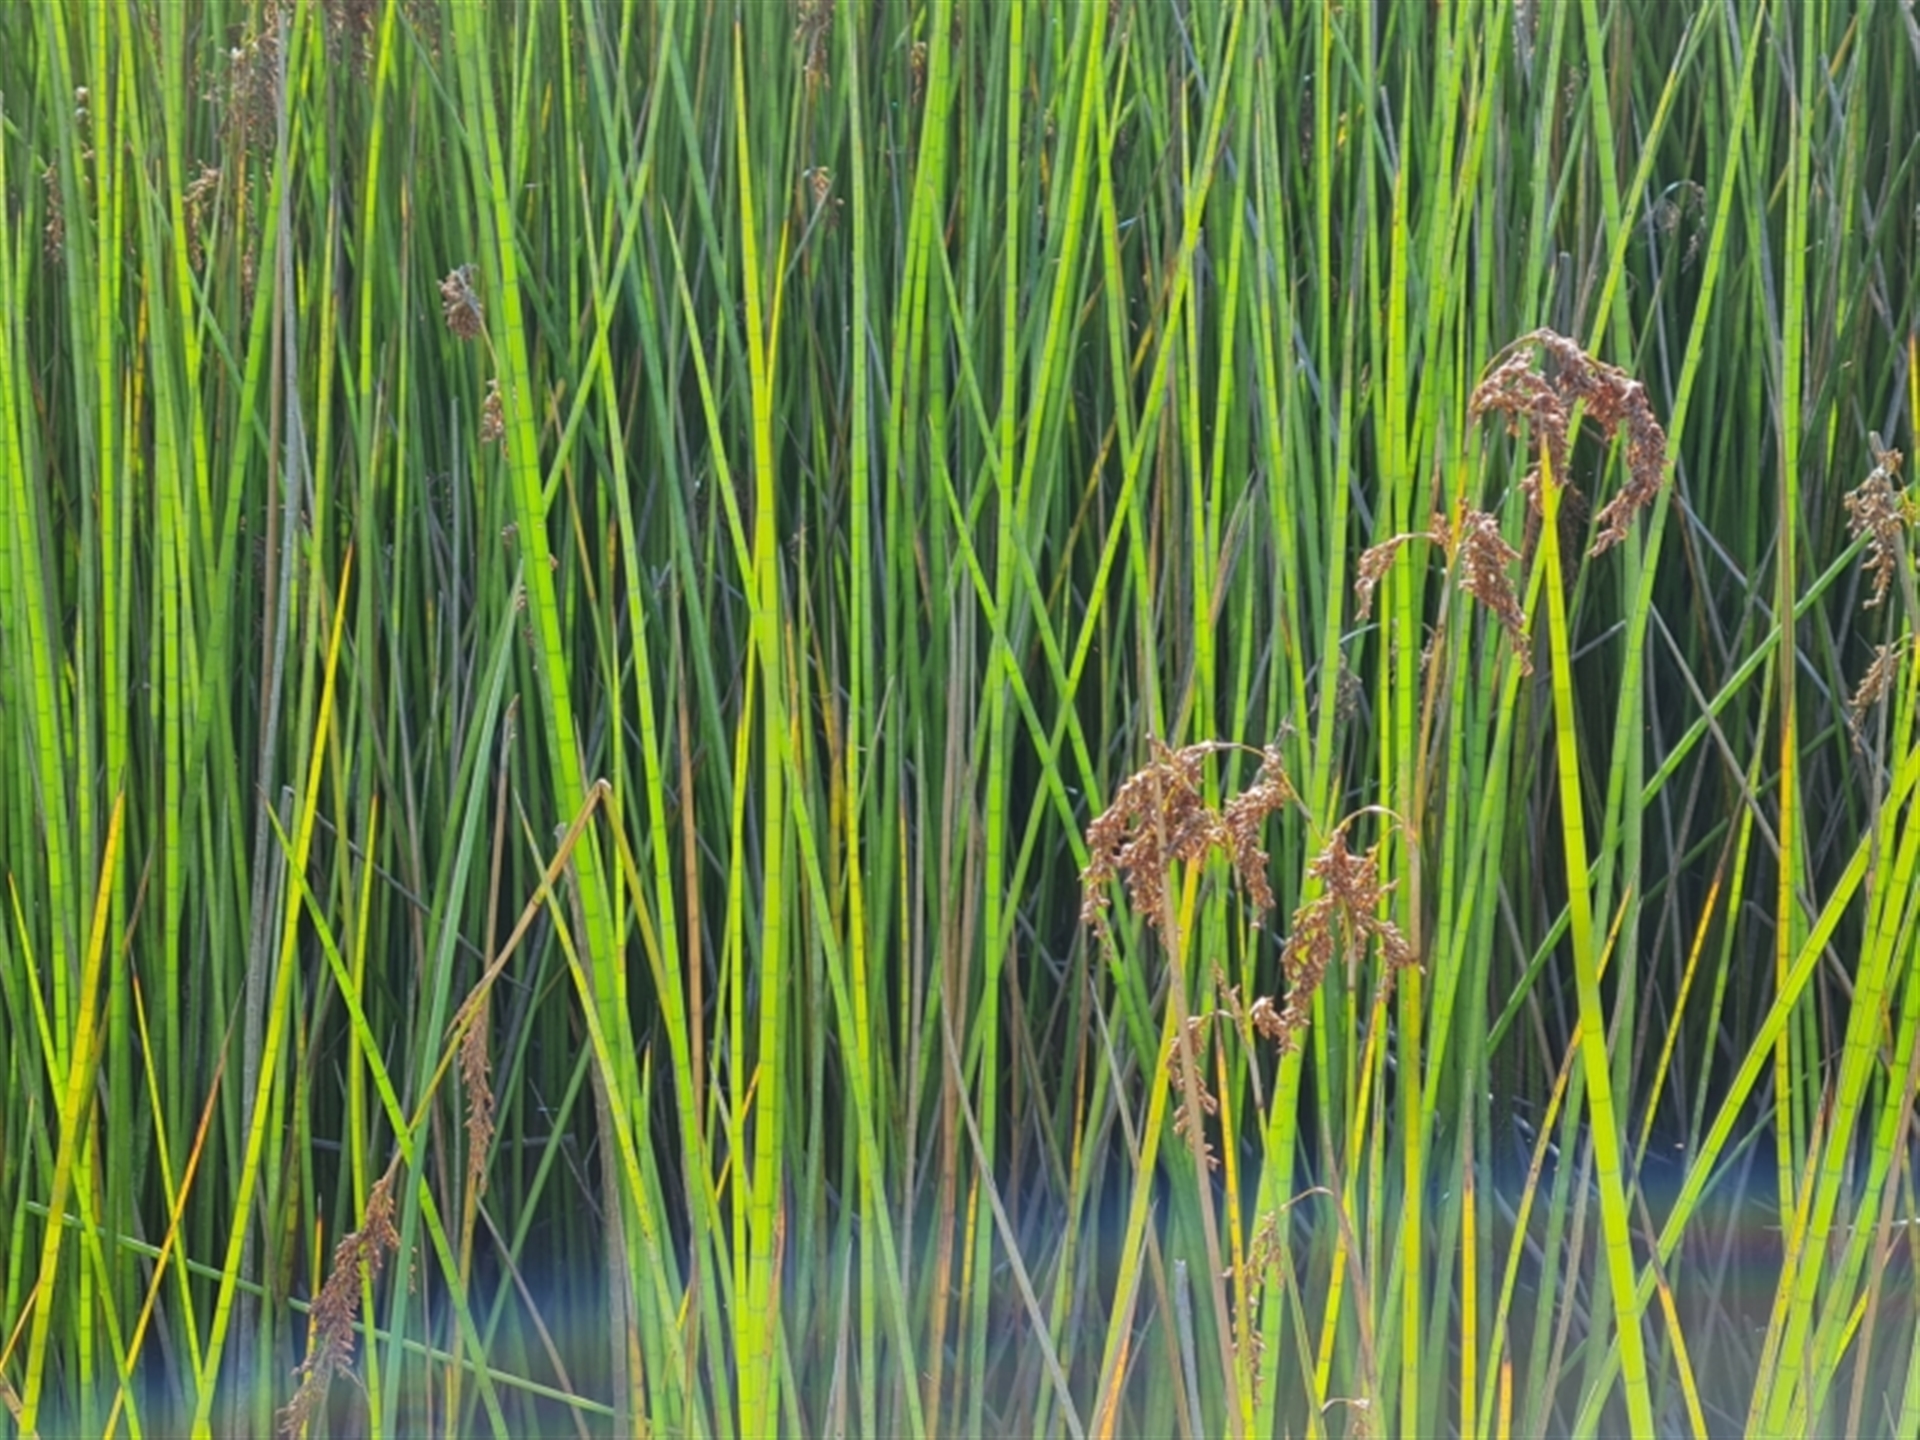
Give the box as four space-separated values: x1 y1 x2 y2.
3 1 1920 1437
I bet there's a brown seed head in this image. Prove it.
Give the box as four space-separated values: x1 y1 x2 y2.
440 264 484 341
280 1172 401 1434
1469 328 1668 556
1081 739 1295 941
1842 438 1915 611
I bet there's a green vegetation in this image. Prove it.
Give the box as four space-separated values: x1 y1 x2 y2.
4 0 1920 1435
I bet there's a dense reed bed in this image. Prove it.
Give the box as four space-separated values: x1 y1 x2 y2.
4 0 1920 1434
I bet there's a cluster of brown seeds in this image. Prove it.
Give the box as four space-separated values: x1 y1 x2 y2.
909 40 929 105
461 1013 497 1199
1079 740 1295 941
1356 505 1532 676
183 164 222 270
41 164 64 265
1267 828 1415 1052
1848 639 1906 744
279 1171 401 1435
1169 1011 1223 1161
1842 436 1917 745
223 8 283 154
1842 436 1916 611
1469 327 1668 556
480 378 506 450
319 0 378 70
1452 507 1531 669
1351 527 1428 621
439 263 484 340
795 0 833 90
1082 740 1418 1059
441 265 508 455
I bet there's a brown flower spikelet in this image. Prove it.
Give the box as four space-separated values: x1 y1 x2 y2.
1220 744 1295 915
796 0 832 88
460 1010 497 1198
1848 638 1907 745
1354 524 1440 621
441 264 484 340
1469 328 1668 556
909 40 929 104
225 12 283 153
1081 740 1294 939
1358 510 1531 674
41 164 64 264
183 164 221 270
321 0 378 69
1169 1014 1222 1164
1455 507 1532 673
1231 1209 1287 1408
280 1171 402 1434
480 378 506 449
1843 437 1915 611
1267 830 1414 1051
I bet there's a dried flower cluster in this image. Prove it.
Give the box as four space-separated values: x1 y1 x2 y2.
403 0 442 57
224 11 284 154
461 1011 497 1199
440 264 484 341
1236 1209 1282 1402
796 0 832 89
280 1171 401 1435
480 378 506 450
1334 663 1364 725
183 164 222 270
1169 1012 1222 1162
1080 740 1296 940
440 270 506 457
1222 745 1295 912
909 40 929 105
320 0 378 70
311 0 438 68
41 164 63 265
1453 507 1531 671
1848 638 1906 744
1249 993 1287 1045
1353 521 1440 621
807 166 834 212
1356 507 1531 675
1653 180 1707 269
1267 828 1415 1051
1842 437 1916 611
1469 328 1669 556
